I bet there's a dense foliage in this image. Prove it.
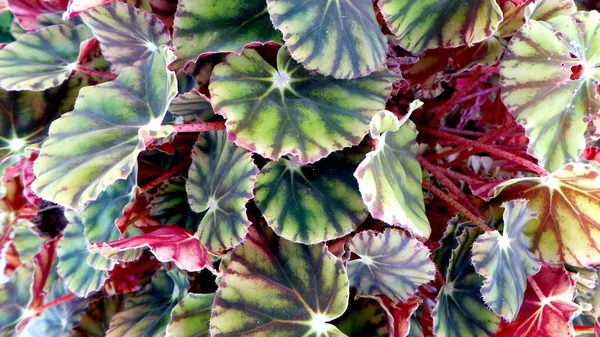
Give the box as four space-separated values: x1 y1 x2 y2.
1 0 600 336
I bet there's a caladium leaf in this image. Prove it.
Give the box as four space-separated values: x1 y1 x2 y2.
491 162 600 267
186 130 258 251
0 262 33 336
8 0 68 30
494 265 580 337
72 294 132 337
432 226 500 337
32 46 177 209
267 0 387 79
165 292 214 337
471 199 542 321
500 10 600 171
150 177 202 230
255 145 368 244
0 24 92 91
209 47 396 164
380 0 503 54
80 1 171 72
57 213 109 297
172 0 282 69
348 228 436 303
210 225 349 336
12 220 44 263
354 103 430 238
107 270 188 337
92 226 216 273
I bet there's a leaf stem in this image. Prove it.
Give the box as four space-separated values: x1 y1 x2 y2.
32 293 76 315
422 180 490 232
172 121 226 133
140 161 189 194
75 66 117 80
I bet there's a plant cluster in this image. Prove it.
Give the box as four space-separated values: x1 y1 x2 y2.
1 0 600 336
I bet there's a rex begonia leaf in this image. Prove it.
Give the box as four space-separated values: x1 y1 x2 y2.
432 226 500 337
80 1 171 72
332 295 390 337
209 47 396 165
471 199 542 321
0 24 92 91
12 220 44 263
92 226 216 273
167 90 215 123
354 103 430 239
267 0 387 79
186 130 258 251
210 225 349 336
72 294 132 337
165 292 215 337
20 283 88 337
172 0 282 69
525 0 577 21
494 265 581 337
379 0 503 54
107 270 188 337
348 228 436 303
8 0 67 30
500 10 600 171
150 177 202 230
255 145 368 244
0 262 33 336
32 46 177 209
57 213 109 297
491 162 600 267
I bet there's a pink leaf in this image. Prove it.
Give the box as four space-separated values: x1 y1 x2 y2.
8 0 68 30
63 0 113 19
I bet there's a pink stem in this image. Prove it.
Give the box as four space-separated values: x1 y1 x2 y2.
172 121 226 133
75 66 117 80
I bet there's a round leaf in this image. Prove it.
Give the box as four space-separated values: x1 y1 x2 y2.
348 228 436 303
209 47 395 164
500 11 600 171
32 46 177 209
0 24 92 91
210 225 349 336
380 0 503 54
186 130 258 251
166 293 215 337
267 0 387 79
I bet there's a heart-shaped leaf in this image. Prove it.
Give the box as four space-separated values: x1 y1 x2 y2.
267 0 387 79
0 24 92 91
210 225 349 336
80 1 171 72
166 293 214 337
500 10 600 171
172 0 282 69
150 177 202 230
491 162 600 267
348 228 436 303
380 0 503 54
354 104 430 239
0 262 33 336
209 47 395 164
32 46 177 209
255 145 368 244
471 199 542 321
494 265 580 337
107 270 188 337
432 226 500 337
186 130 258 251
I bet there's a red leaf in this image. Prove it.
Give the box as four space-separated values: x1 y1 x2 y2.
582 147 600 163
8 0 68 30
29 239 57 309
494 265 580 337
372 295 420 337
93 226 216 273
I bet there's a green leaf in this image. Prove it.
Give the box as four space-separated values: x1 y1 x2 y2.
167 90 215 123
0 263 33 336
255 146 368 244
210 225 349 336
80 1 171 72
12 220 44 263
0 24 92 91
331 296 390 337
166 293 215 337
348 228 436 303
354 105 430 239
209 46 395 164
471 200 542 321
500 10 600 171
380 0 503 54
432 226 500 337
150 177 202 230
57 212 109 297
525 0 577 22
107 270 188 337
267 0 387 79
171 0 282 69
186 130 258 251
32 46 178 209
72 294 132 337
